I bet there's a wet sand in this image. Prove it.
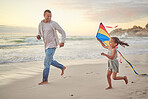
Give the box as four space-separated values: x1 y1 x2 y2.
0 54 148 99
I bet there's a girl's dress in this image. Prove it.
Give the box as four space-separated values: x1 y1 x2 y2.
108 48 119 73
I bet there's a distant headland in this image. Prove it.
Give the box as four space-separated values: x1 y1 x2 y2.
110 23 148 37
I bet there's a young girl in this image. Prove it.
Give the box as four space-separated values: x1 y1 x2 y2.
97 37 129 90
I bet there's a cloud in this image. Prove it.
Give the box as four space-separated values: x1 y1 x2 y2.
82 0 148 23
0 25 37 33
48 0 92 10
49 0 148 23
86 5 148 22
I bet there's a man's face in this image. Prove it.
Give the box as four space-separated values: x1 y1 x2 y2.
44 12 52 22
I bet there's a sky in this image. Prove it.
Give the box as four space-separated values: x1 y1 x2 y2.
0 0 148 36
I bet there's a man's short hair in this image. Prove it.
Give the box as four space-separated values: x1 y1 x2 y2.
44 9 51 15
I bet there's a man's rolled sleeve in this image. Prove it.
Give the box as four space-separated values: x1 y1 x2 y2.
54 22 66 43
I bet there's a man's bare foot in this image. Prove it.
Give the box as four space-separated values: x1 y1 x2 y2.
61 67 66 76
38 81 48 85
124 76 128 84
105 86 112 90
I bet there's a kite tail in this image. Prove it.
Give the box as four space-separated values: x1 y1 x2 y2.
105 25 118 28
117 50 147 76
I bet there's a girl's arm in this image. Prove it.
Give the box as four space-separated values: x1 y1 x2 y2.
101 48 117 60
97 38 109 49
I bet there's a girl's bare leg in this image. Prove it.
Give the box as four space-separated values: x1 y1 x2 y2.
112 72 128 84
106 71 112 90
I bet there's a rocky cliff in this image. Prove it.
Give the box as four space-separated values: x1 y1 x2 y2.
110 23 148 37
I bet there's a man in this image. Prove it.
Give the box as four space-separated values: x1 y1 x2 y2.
37 9 66 85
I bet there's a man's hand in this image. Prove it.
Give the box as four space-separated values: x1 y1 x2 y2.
59 42 64 48
36 35 41 40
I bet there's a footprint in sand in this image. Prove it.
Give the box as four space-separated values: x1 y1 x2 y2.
63 76 72 79
136 90 147 95
70 94 74 96
125 66 128 68
86 72 93 74
128 90 147 98
131 81 135 83
126 96 133 99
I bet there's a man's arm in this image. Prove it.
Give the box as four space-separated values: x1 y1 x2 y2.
53 22 66 47
36 22 42 40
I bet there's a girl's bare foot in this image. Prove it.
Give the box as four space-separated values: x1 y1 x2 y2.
38 81 48 85
61 67 66 76
105 86 112 90
124 76 128 84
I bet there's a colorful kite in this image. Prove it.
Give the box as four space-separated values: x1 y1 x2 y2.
96 22 147 76
96 23 110 46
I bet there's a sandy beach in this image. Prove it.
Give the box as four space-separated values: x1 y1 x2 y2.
0 0 148 99
0 54 148 99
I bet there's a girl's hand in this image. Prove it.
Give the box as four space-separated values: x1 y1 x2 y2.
97 38 109 49
101 52 105 56
97 38 101 42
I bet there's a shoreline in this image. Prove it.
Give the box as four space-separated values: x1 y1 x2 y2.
0 57 107 86
0 54 148 99
0 54 148 86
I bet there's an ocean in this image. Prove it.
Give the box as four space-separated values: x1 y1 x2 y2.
0 33 148 64
0 32 148 85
